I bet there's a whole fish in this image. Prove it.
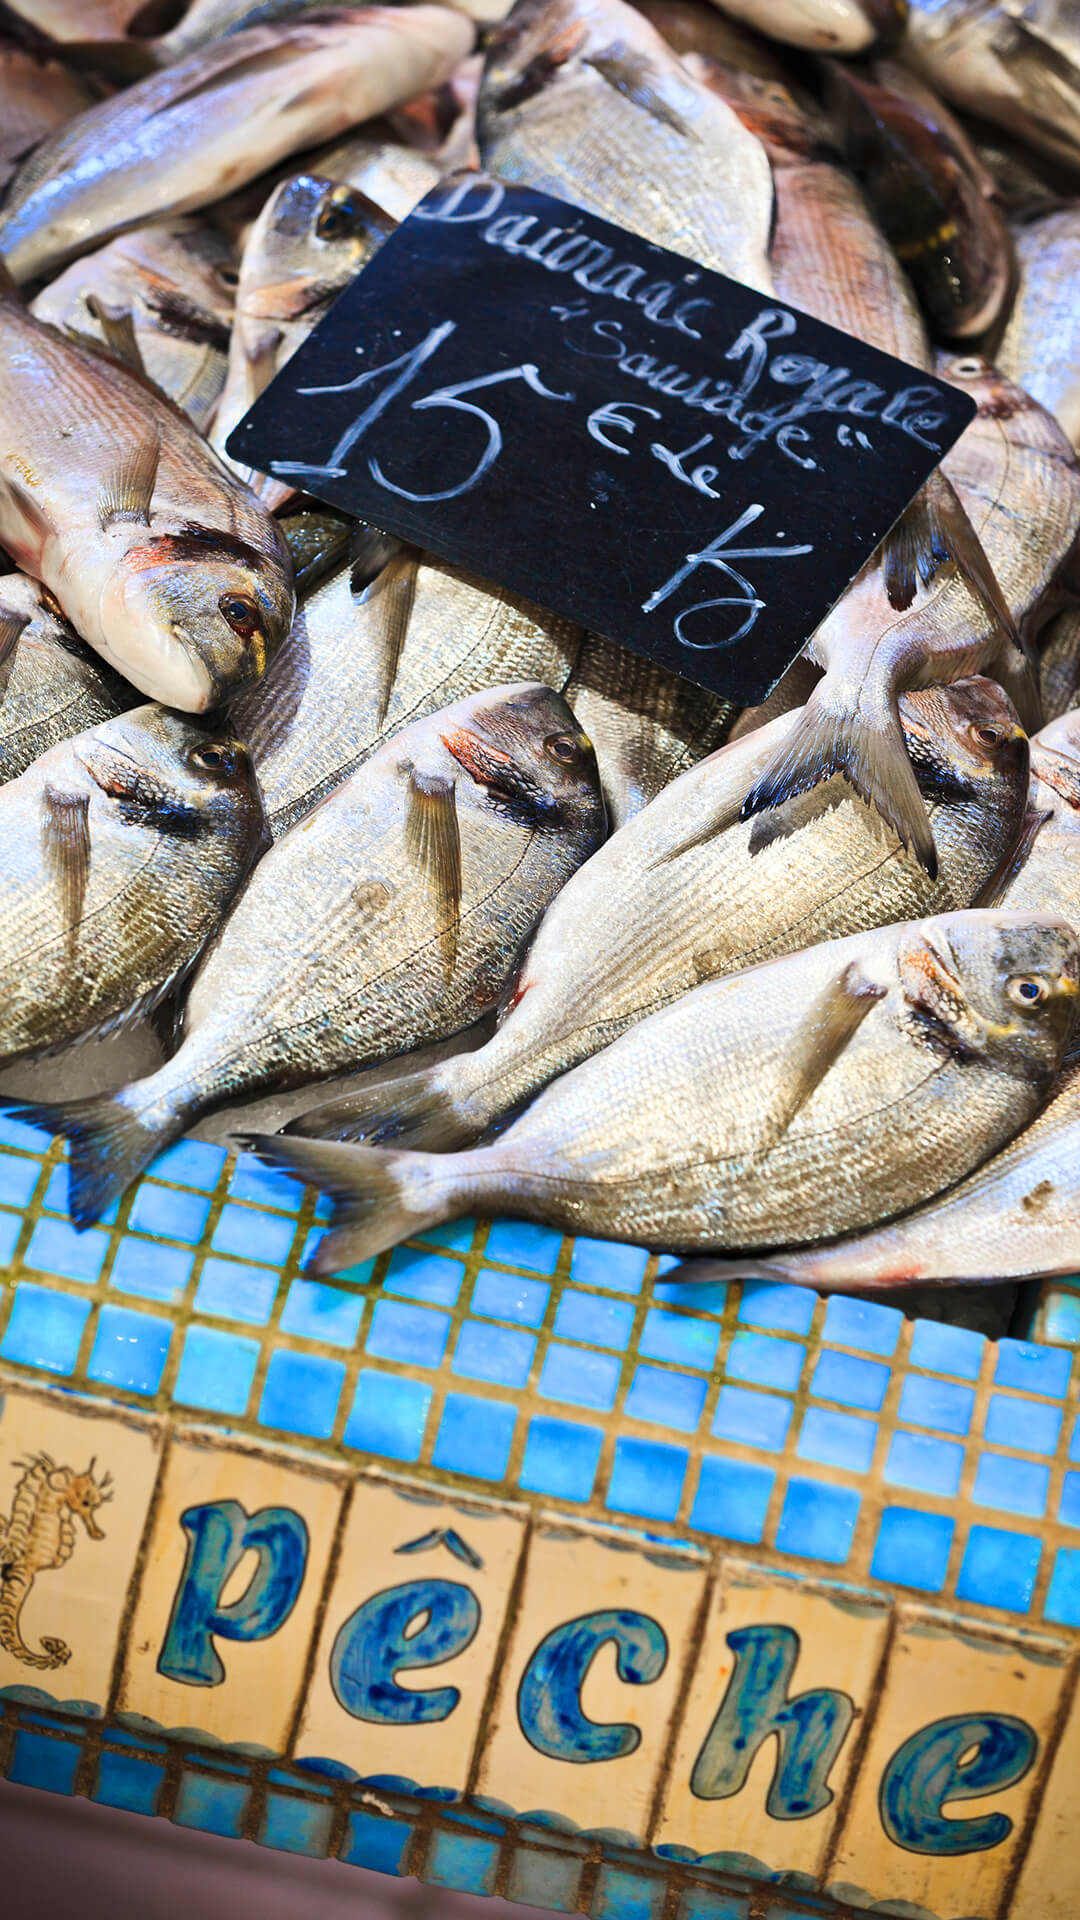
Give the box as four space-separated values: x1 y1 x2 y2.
477 0 775 292
0 51 98 193
0 704 264 1067
211 174 399 510
31 219 237 432
148 0 500 64
905 0 1080 177
19 685 606 1223
232 553 583 836
246 909 1080 1268
0 276 295 711
289 677 1029 1150
1039 606 1080 721
989 708 1080 924
704 0 905 55
997 207 1080 449
0 8 475 284
667 1063 1080 1289
0 574 137 784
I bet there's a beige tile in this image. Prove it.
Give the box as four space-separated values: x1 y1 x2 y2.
118 1431 345 1752
653 1559 891 1877
1010 1668 1080 1919
295 1471 528 1792
828 1606 1070 1920
473 1517 708 1842
0 1378 162 1715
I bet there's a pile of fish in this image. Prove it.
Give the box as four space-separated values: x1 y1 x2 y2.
2 0 1080 1296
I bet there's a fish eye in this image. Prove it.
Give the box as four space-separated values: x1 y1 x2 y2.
972 723 1006 748
1009 976 1049 1007
218 592 261 641
316 187 366 241
191 744 237 776
949 357 984 379
217 266 240 289
544 732 583 765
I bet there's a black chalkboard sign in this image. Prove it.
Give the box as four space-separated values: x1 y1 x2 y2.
228 173 976 706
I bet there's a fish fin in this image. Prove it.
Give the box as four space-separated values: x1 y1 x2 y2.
350 522 406 596
753 960 886 1162
6 478 54 544
372 551 419 726
85 296 146 378
98 430 160 530
650 1255 802 1285
244 325 284 406
584 42 690 136
40 785 90 960
882 471 1022 653
0 605 29 667
993 648 1042 733
405 767 461 983
741 679 939 877
284 1064 475 1151
236 1133 455 1273
8 1093 174 1229
975 805 1053 908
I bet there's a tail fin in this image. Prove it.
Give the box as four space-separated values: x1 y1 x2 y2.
740 677 938 877
238 1134 460 1274
284 1065 478 1152
883 471 1023 657
10 1091 178 1229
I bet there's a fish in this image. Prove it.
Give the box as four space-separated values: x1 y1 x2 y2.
288 676 1030 1151
211 173 399 511
0 703 265 1068
477 0 775 293
0 573 137 785
0 7 475 284
305 130 444 220
1039 606 1080 722
31 218 237 432
662 1063 1080 1290
708 0 905 54
997 207 1080 450
0 273 296 711
244 909 1080 1268
231 553 584 836
275 503 355 595
146 0 500 66
905 0 1080 177
986 708 1080 926
17 684 606 1224
1 0 147 40
0 49 98 194
633 0 802 79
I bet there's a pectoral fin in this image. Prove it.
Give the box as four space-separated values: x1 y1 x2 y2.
0 606 29 668
975 805 1052 908
405 768 462 982
372 551 419 726
85 296 146 377
98 431 160 529
41 786 91 959
753 961 887 1161
882 470 1023 656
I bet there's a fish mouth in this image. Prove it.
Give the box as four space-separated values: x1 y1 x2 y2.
118 632 215 713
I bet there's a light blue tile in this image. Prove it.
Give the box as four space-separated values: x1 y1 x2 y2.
384 1245 463 1307
432 1392 516 1479
639 1307 720 1371
822 1295 902 1356
174 1773 248 1837
624 1364 706 1433
148 1139 228 1189
691 1455 774 1543
174 1326 259 1415
0 1109 52 1152
229 1157 305 1213
258 1349 344 1439
996 1338 1071 1399
884 1430 963 1497
553 1289 635 1350
898 1374 975 1435
594 1865 665 1920
738 1282 816 1335
538 1343 621 1411
127 1182 211 1245
711 1384 792 1453
110 1237 193 1303
776 1479 860 1565
607 1437 688 1520
24 1216 109 1284
341 1810 413 1874
569 1238 650 1294
797 1407 876 1473
366 1299 450 1369
811 1349 889 1412
426 1830 500 1895
0 1150 42 1209
973 1452 1050 1518
1060 1471 1080 1529
871 1508 954 1593
0 1210 21 1266
957 1525 1041 1612
519 1416 603 1502
653 1277 729 1317
1041 1286 1080 1347
87 1305 170 1394
1045 1546 1080 1627
909 1318 984 1379
984 1393 1062 1455
212 1201 296 1268
0 1283 89 1373
259 1794 333 1856
484 1218 563 1273
471 1268 549 1327
194 1257 278 1325
726 1332 804 1393
280 1278 364 1347
344 1370 431 1461
452 1319 535 1388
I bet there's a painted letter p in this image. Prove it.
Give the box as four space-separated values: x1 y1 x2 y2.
158 1500 309 1687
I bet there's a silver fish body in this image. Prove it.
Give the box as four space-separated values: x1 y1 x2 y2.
1039 606 1080 722
905 0 1080 176
703 0 905 54
302 132 444 219
0 573 137 785
997 207 1080 450
0 50 98 195
560 633 734 828
252 909 1080 1268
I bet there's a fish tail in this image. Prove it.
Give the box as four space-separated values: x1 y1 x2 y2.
9 1088 182 1229
740 675 938 877
284 1065 478 1152
884 471 1023 654
238 1134 468 1274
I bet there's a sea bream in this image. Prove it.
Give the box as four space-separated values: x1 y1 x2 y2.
0 574 137 786
904 0 1080 177
988 708 1080 927
1039 606 1080 721
17 685 606 1224
245 910 1080 1268
703 0 905 54
997 206 1080 450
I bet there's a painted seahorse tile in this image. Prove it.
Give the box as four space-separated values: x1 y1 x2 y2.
827 1606 1070 1920
472 1516 708 1843
1009 1670 1080 1919
652 1559 891 1878
117 1431 346 1753
294 1472 529 1791
0 1378 162 1716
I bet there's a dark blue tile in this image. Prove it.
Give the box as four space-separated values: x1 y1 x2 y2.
984 1393 1063 1455
1 1283 89 1374
995 1339 1071 1399
898 1374 975 1435
8 1732 81 1794
811 1349 889 1412
384 1245 464 1307
366 1299 450 1370
538 1343 621 1411
341 1810 412 1874
691 1455 774 1543
711 1384 792 1453
344 1370 431 1461
957 1525 1041 1612
726 1332 804 1393
639 1307 720 1371
569 1238 650 1294
797 1407 876 1472
173 1773 248 1837
110 1236 194 1303
127 1182 211 1245
483 1219 563 1273
822 1295 901 1357
553 1289 635 1350
93 1751 164 1816
871 1508 954 1592
624 1364 706 1433
594 1865 665 1920
280 1278 364 1348
452 1319 535 1388
194 1257 278 1325
884 1430 963 1497
87 1305 170 1394
258 1349 344 1439
471 1268 549 1327
678 1891 751 1920
174 1326 259 1415
776 1479 860 1565
432 1392 516 1479
737 1282 816 1335
519 1415 603 1501
607 1437 688 1520
973 1452 1050 1519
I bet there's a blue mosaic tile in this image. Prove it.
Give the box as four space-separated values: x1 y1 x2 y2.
0 1282 89 1373
341 1810 413 1874
957 1525 1041 1612
996 1338 1071 1399
519 1415 604 1502
194 1257 277 1326
0 1150 42 1209
174 1326 259 1416
366 1299 450 1370
507 1847 583 1912
607 1437 688 1520
639 1307 720 1371
884 1430 964 1498
228 1157 305 1213
898 1374 975 1435
344 1370 431 1461
1040 1286 1080 1346
174 1772 248 1837
127 1182 211 1245
426 1830 500 1895
484 1218 563 1273
908 1318 984 1380
726 1332 804 1393
625 1364 707 1433
453 1319 536 1388
738 1282 816 1335
280 1278 364 1347
8 1731 81 1794
797 1407 876 1473
384 1245 464 1307
87 1305 170 1394
42 1165 118 1225
569 1237 650 1294
678 1891 751 1920
811 1349 889 1412
554 1289 635 1349
871 1508 954 1593
259 1349 344 1439
538 1342 621 1411
973 1452 1050 1518
653 1276 728 1317
710 1384 792 1453
594 1864 666 1920
472 1268 549 1327
318 1250 374 1287
1060 1472 1080 1528
212 1201 296 1268
1070 1417 1080 1464
23 1216 109 1285
432 1392 516 1479
0 1110 52 1151
984 1392 1063 1455
110 1236 194 1303
93 1750 164 1816
410 1218 475 1252
691 1455 774 1543
1045 1546 1080 1628
776 1479 860 1565
148 1139 228 1188
259 1794 333 1856
0 1210 21 1266
822 1295 902 1357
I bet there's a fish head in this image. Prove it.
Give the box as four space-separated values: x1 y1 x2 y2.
900 676 1029 809
240 174 396 323
104 531 295 711
1032 708 1080 810
74 703 266 843
937 353 1039 423
436 682 606 837
899 909 1080 1074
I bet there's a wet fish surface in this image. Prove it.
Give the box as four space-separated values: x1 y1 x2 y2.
0 574 137 784
703 0 905 54
0 49 98 193
997 206 1080 449
248 909 1080 1267
1039 606 1080 721
989 708 1080 926
905 0 1080 175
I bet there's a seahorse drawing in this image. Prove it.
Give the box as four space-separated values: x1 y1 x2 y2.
0 1453 113 1670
